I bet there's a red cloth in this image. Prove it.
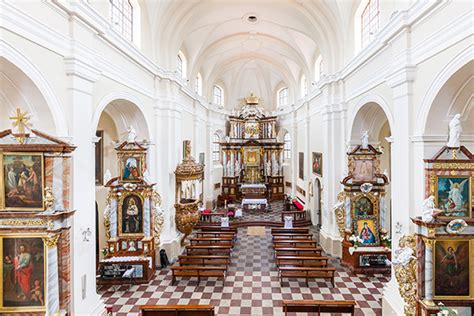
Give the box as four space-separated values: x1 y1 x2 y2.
292 199 304 210
202 209 211 214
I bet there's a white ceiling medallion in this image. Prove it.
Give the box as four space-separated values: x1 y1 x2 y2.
243 13 259 25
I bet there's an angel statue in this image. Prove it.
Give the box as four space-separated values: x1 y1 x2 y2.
447 114 462 148
103 169 112 185
447 178 468 213
361 131 369 149
127 125 137 143
422 195 437 222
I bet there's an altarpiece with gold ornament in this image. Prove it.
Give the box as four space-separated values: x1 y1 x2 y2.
220 93 284 202
99 139 164 285
335 143 391 274
0 109 75 315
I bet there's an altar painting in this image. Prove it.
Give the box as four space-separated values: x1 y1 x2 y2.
120 155 142 182
434 239 470 298
354 196 374 216
119 193 144 235
353 159 375 182
1 236 45 311
435 176 471 218
354 216 379 246
1 153 44 210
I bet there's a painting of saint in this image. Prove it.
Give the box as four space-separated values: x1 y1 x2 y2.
3 154 44 209
434 240 470 297
299 152 304 180
121 156 141 181
353 159 375 182
312 152 322 177
121 194 143 234
436 176 471 217
2 237 45 310
354 197 374 216
355 217 379 246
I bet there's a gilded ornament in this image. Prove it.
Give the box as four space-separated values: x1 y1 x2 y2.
432 162 474 170
152 205 164 246
422 237 436 248
393 234 417 316
427 227 436 238
0 219 47 227
334 207 346 238
42 233 61 248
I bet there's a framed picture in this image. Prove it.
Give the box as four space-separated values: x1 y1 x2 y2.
353 159 375 183
95 130 104 185
435 175 471 218
354 216 379 246
120 154 143 182
119 193 144 236
299 152 304 180
1 153 44 210
312 152 322 177
434 239 471 299
1 235 46 312
353 195 377 216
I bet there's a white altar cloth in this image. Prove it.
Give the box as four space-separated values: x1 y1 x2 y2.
240 184 266 189
241 198 268 207
101 256 153 268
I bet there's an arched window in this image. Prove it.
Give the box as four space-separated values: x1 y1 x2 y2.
278 87 288 107
212 133 220 161
110 0 133 41
314 55 323 82
195 73 203 96
300 74 307 97
361 0 380 47
177 51 187 78
283 132 291 159
213 85 224 106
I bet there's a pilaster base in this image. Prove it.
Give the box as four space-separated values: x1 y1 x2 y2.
382 278 405 316
319 229 342 258
158 235 183 266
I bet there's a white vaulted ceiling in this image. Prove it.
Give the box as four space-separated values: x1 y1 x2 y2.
143 0 355 110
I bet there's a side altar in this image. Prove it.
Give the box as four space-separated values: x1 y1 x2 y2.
220 94 284 202
335 133 391 274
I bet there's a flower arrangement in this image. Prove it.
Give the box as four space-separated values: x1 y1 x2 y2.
381 235 391 248
437 302 458 316
349 234 364 249
227 211 234 218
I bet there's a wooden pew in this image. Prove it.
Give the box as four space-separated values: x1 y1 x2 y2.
278 266 336 286
276 256 329 268
274 247 322 257
195 232 235 239
271 228 309 234
273 239 318 248
140 304 215 316
189 237 234 247
199 226 238 233
282 300 356 316
171 266 227 285
178 255 230 267
272 233 314 240
185 245 232 255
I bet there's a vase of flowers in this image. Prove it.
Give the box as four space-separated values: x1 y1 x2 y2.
437 302 458 316
381 235 391 248
349 234 363 249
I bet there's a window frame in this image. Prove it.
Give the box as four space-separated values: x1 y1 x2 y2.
212 133 221 162
278 87 288 107
283 132 291 160
213 85 224 106
361 0 380 48
110 0 133 41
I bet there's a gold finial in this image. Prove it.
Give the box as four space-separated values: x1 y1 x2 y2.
10 108 31 134
245 93 259 105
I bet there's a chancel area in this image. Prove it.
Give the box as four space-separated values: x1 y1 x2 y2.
0 1 473 315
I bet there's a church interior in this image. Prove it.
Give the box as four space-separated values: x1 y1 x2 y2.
0 1 473 315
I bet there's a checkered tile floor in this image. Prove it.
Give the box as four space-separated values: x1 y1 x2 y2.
100 226 389 315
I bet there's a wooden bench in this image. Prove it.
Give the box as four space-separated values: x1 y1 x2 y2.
278 266 336 286
199 226 238 233
185 245 232 255
276 256 329 268
171 266 227 285
272 233 314 240
195 232 235 239
271 228 309 234
178 255 230 267
189 237 234 247
281 210 306 222
274 247 322 257
282 300 356 315
273 239 318 248
140 304 215 316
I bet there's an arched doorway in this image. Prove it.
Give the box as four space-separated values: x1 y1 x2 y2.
312 178 322 228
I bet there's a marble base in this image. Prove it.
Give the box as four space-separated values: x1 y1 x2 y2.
381 279 405 316
319 229 342 258
158 235 182 266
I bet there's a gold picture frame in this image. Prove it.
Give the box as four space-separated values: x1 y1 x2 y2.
118 191 145 237
433 238 474 300
0 234 47 313
351 193 379 218
434 175 472 219
0 152 45 211
118 152 144 183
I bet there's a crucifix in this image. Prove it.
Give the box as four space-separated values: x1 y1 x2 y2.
9 108 31 143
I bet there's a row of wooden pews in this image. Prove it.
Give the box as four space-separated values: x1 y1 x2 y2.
271 227 336 287
171 226 238 285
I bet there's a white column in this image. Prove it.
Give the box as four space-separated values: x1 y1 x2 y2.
423 240 435 305
44 236 60 316
64 57 104 314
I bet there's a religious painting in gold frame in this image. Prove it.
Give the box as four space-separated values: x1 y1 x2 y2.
0 153 44 211
351 193 379 217
0 234 46 313
244 147 260 167
118 153 144 183
433 239 473 300
434 175 472 219
118 192 145 237
353 215 379 246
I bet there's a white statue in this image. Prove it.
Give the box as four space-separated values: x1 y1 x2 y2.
103 169 112 185
447 114 462 148
225 136 230 143
127 125 137 143
268 124 272 138
361 130 369 149
143 168 151 184
226 160 231 176
266 160 271 176
393 247 415 266
235 160 241 176
422 195 436 222
272 160 279 176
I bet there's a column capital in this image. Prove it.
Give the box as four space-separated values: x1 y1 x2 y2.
42 233 61 248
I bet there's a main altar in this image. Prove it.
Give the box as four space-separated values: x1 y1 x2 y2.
220 94 284 202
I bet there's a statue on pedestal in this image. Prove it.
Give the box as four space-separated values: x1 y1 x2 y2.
422 195 438 222
447 114 462 148
272 160 279 176
266 160 271 176
127 125 137 143
361 130 369 149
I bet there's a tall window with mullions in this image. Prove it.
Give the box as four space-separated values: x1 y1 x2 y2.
110 0 133 41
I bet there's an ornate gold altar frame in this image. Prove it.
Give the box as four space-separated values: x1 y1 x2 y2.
432 238 474 300
118 191 145 237
351 192 380 218
431 174 472 219
243 147 261 166
347 154 381 183
0 233 47 313
0 152 45 211
117 152 145 183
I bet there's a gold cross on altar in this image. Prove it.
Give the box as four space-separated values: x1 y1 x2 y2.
9 108 31 134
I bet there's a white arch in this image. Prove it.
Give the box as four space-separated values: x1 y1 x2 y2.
1 41 68 136
347 93 393 141
92 91 152 139
415 45 474 135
